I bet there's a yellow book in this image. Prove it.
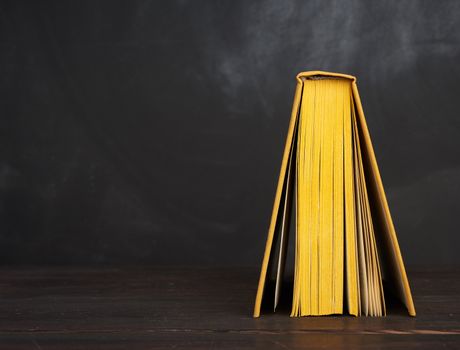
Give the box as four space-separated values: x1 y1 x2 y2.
254 71 415 317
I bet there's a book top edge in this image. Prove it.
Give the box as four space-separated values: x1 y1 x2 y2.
296 71 357 82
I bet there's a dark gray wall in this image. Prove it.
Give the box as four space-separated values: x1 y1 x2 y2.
1 0 459 266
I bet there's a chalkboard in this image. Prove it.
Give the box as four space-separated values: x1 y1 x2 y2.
0 1 459 266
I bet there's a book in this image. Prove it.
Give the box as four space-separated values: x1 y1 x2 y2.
254 71 415 317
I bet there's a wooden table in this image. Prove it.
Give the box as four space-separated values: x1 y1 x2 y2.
0 267 458 349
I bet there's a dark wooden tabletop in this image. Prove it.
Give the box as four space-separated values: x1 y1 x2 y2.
0 266 458 349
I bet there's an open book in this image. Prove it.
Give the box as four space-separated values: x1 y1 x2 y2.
254 71 415 317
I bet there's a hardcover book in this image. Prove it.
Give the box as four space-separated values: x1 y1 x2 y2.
254 71 415 317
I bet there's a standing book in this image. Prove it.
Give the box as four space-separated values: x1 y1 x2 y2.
254 71 415 317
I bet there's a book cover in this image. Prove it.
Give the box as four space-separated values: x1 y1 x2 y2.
254 71 415 317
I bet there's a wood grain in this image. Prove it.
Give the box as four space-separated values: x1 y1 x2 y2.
0 267 458 349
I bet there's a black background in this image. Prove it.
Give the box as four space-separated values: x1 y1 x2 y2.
1 1 459 267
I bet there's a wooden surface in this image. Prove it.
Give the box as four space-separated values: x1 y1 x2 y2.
0 267 458 349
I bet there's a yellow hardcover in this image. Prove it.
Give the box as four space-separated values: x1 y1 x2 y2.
351 83 416 316
253 71 415 317
253 80 302 318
